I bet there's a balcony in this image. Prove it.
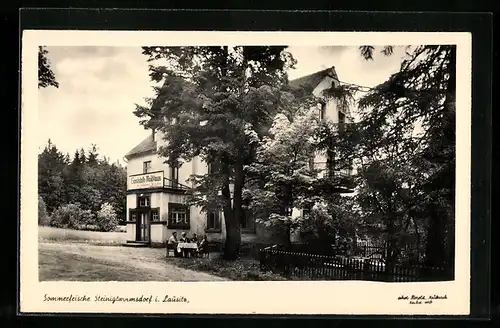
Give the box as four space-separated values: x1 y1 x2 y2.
313 168 355 194
335 168 353 179
164 177 190 191
127 171 190 193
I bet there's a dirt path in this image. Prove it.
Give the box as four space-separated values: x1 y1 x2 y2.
39 242 228 282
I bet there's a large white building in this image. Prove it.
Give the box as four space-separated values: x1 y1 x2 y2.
124 66 352 246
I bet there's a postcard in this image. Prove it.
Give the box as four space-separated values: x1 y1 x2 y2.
20 30 471 315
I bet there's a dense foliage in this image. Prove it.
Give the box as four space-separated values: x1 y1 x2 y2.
242 44 456 268
350 45 456 268
50 203 94 230
38 140 127 231
96 202 119 232
243 105 356 246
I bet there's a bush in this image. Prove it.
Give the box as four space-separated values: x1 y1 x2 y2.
96 202 119 232
299 208 337 254
50 203 94 230
298 204 357 256
38 196 50 226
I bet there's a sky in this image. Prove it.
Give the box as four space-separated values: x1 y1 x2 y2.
38 45 408 165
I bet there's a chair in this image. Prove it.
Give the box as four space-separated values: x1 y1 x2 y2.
166 243 176 257
200 248 210 259
198 242 210 259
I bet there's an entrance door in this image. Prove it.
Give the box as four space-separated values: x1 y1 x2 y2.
137 211 150 242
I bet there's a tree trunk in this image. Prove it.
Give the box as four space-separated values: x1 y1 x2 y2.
219 45 243 261
410 215 421 262
223 213 241 261
424 205 447 267
222 160 244 261
285 220 292 247
385 213 398 281
326 137 335 178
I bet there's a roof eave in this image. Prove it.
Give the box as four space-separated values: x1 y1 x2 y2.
124 148 157 160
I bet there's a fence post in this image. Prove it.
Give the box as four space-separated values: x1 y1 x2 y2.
284 251 290 277
259 248 265 271
362 259 369 281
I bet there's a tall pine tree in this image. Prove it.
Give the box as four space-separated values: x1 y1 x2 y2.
38 139 68 212
38 46 59 89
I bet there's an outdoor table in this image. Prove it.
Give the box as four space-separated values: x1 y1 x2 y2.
177 242 198 253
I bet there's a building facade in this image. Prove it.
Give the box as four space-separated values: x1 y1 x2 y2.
124 66 352 246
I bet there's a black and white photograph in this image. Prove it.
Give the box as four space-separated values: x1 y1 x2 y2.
20 30 472 315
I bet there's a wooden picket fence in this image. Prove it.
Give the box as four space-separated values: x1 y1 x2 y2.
259 246 453 282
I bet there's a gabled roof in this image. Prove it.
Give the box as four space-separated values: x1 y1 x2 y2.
289 66 338 92
124 133 157 159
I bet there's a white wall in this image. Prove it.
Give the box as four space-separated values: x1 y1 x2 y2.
126 131 224 243
127 152 168 177
126 194 136 219
312 75 340 123
150 224 166 243
155 131 199 185
311 75 343 179
158 192 225 243
126 223 135 241
150 192 162 209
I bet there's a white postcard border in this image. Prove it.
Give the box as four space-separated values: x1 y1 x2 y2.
20 30 472 315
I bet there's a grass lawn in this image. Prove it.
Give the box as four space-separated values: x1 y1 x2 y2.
39 226 127 246
39 247 169 281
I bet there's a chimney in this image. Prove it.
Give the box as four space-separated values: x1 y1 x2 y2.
151 127 156 142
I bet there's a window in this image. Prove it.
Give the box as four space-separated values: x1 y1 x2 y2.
308 156 315 171
170 165 179 183
285 207 293 217
206 210 222 231
129 209 138 222
137 195 150 208
171 208 187 223
207 160 221 175
319 102 327 120
143 161 152 173
302 204 312 217
151 208 160 221
167 203 190 229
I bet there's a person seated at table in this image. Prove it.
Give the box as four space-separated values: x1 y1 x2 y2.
179 232 188 243
188 233 199 257
167 231 181 257
178 232 190 257
197 235 208 257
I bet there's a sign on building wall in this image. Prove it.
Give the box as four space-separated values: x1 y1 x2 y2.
128 171 164 190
